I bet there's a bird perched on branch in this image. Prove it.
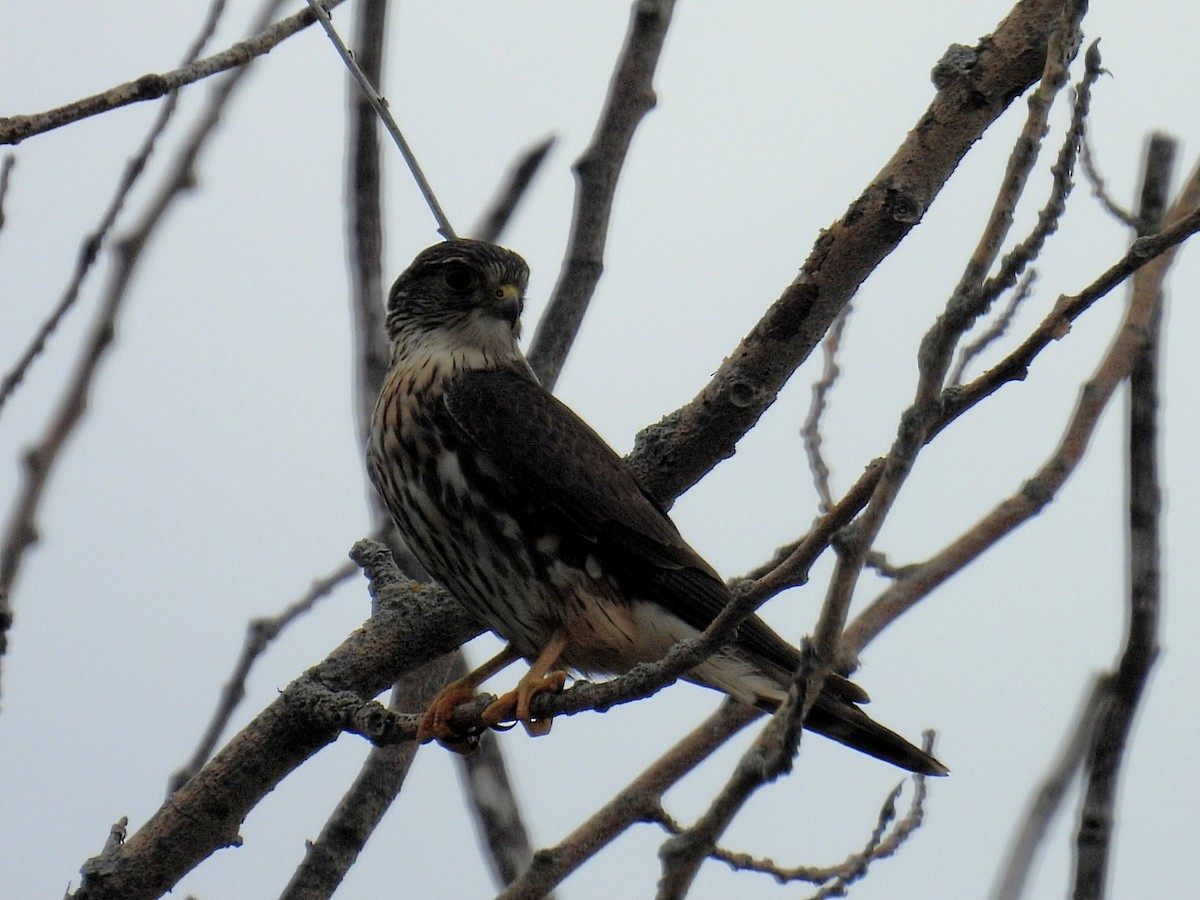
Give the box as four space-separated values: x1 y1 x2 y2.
368 238 946 776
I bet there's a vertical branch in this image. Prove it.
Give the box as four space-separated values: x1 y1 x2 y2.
0 153 15 237
1070 133 1177 900
345 0 391 457
526 0 676 389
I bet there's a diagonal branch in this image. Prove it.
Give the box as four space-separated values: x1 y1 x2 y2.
70 541 482 900
472 136 556 244
498 700 760 900
0 0 345 146
526 0 676 390
628 0 1071 507
992 677 1105 900
815 0 1089 670
843 151 1200 659
0 0 251 681
168 558 358 794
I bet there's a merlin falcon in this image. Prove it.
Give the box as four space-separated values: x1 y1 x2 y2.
368 239 946 776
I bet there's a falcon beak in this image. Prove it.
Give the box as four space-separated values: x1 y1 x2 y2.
491 283 524 326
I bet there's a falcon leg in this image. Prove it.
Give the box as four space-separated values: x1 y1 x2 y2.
481 631 570 737
418 644 522 752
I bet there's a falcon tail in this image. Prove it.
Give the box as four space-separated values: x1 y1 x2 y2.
794 694 949 776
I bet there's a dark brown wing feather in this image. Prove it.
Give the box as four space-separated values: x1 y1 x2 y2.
442 368 799 672
444 368 948 776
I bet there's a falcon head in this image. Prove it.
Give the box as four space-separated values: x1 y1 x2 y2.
386 240 531 365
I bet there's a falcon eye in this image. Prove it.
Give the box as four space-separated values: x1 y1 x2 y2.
442 264 475 292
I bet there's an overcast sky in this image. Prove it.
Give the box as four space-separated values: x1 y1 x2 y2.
3 3 1199 898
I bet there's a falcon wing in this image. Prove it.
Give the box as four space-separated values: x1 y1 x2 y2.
442 367 800 674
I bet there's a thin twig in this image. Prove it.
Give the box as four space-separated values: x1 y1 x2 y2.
802 304 852 511
971 39 1103 324
526 0 676 390
471 136 556 244
949 269 1037 386
843 156 1200 659
303 0 455 238
168 559 358 793
645 764 929 891
0 0 240 672
1080 134 1138 227
0 0 345 146
498 701 760 900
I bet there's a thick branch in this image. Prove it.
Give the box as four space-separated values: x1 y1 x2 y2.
629 0 1068 505
71 541 481 900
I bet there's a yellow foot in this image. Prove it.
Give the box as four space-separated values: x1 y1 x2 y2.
417 680 484 755
481 669 569 737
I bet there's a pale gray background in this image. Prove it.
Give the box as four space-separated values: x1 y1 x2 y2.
2 3 1198 898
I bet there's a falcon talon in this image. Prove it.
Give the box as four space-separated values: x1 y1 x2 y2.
369 240 947 776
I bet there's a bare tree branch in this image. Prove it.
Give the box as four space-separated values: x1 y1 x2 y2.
0 153 15 235
629 0 1073 507
645 760 930 892
817 1 1089 671
344 0 391 457
70 540 482 900
1081 134 1139 227
498 700 760 900
843 159 1200 660
169 558 359 793
278 654 456 900
802 304 852 512
0 1 233 418
303 0 455 238
0 0 345 146
1070 131 1180 900
472 136 556 244
0 0 251 682
526 0 676 390
992 677 1105 900
949 270 1037 386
